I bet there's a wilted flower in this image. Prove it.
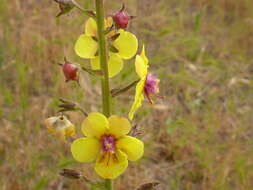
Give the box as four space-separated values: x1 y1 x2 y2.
128 45 160 120
113 4 129 29
53 0 75 17
74 17 138 78
44 115 75 141
71 112 144 179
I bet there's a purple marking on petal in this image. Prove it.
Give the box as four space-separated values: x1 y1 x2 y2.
144 73 159 95
101 134 116 153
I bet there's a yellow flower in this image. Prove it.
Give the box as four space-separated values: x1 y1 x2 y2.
75 17 138 78
44 115 76 141
70 112 144 179
128 45 149 120
128 45 161 120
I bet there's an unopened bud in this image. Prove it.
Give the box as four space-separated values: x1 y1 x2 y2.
136 182 160 190
60 169 81 179
54 0 75 17
113 4 129 29
61 58 78 82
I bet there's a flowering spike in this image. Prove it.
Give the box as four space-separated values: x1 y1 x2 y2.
113 4 129 29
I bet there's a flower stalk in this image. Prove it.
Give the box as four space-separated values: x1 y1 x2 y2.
95 0 111 118
95 0 112 189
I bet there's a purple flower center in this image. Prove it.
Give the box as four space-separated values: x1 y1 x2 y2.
101 134 116 153
144 73 159 95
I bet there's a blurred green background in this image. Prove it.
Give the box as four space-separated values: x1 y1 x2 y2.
0 0 253 189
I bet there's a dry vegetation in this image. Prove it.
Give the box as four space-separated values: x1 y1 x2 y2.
0 0 253 189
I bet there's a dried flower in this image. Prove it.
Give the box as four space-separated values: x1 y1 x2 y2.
71 112 144 179
44 115 75 141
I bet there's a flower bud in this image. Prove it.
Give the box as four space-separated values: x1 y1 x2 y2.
136 182 160 190
113 4 129 29
60 169 81 179
53 0 75 17
62 59 78 82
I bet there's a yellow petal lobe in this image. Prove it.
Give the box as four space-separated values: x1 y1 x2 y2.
140 45 149 66
117 136 144 161
108 115 131 138
75 34 98 59
113 30 138 60
108 53 123 78
128 77 146 120
90 54 123 78
135 55 148 78
95 150 128 179
64 125 76 137
90 56 100 70
71 138 100 162
85 18 97 37
105 17 113 29
82 112 109 138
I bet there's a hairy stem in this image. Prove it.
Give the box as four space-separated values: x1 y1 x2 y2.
95 0 113 189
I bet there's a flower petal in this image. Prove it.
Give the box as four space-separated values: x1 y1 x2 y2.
44 116 58 133
140 45 149 66
85 17 97 37
135 55 147 78
95 150 128 179
90 56 100 70
116 136 144 161
82 112 109 138
90 54 123 78
71 138 100 162
105 17 113 29
75 34 98 59
113 29 138 60
128 77 146 120
108 115 131 138
66 125 76 136
108 53 123 78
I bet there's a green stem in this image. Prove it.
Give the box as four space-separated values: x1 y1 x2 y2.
104 179 113 190
95 0 113 189
95 0 111 118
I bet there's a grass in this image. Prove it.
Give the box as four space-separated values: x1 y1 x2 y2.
0 0 253 189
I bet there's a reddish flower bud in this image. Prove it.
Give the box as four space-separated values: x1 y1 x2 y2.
113 4 129 29
61 58 78 82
